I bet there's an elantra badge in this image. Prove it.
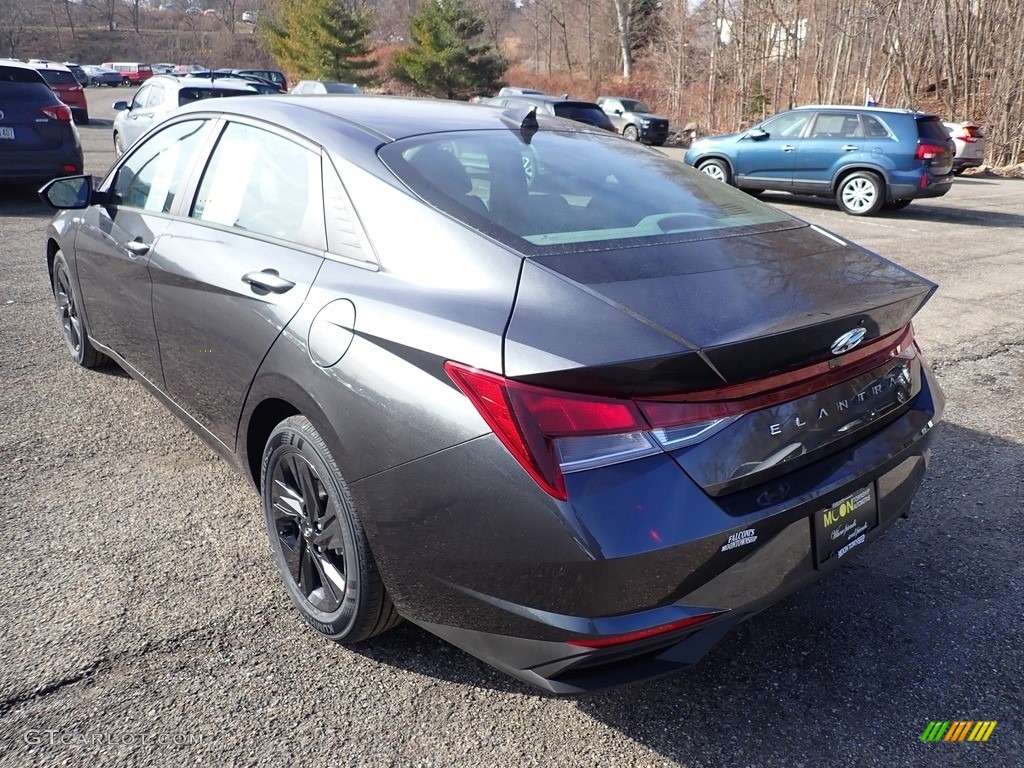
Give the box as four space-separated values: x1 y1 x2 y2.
831 327 867 356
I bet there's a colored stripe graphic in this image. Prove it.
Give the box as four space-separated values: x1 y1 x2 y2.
922 720 996 742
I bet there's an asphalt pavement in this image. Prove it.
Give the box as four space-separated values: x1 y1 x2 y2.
0 89 1021 767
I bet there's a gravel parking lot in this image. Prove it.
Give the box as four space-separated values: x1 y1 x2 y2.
0 89 1021 767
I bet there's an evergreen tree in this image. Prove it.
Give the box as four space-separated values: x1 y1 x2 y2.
390 0 507 100
259 0 377 84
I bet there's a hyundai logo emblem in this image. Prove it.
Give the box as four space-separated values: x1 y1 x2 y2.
831 327 867 356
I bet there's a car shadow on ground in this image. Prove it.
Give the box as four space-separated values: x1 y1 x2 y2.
351 421 1022 762
0 185 52 218
765 191 1024 227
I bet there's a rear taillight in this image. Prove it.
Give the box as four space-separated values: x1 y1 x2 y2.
41 105 72 122
953 125 983 142
915 142 946 161
446 325 917 501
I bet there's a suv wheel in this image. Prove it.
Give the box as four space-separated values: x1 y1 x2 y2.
623 124 639 141
698 159 731 184
836 171 884 216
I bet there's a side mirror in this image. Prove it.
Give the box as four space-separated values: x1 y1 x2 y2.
614 108 624 115
113 100 129 111
747 128 769 140
39 174 95 210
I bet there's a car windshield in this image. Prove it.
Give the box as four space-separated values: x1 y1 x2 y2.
324 83 361 94
621 99 651 113
381 129 798 255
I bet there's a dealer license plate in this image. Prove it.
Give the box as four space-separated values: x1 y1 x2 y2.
813 485 877 566
0 127 15 140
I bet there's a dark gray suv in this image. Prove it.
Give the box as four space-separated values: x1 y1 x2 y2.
684 106 955 215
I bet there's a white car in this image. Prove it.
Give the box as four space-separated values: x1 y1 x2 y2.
112 75 259 155
241 10 257 23
943 121 987 175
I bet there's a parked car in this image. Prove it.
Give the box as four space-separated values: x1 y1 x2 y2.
597 96 670 145
498 86 547 97
186 70 283 93
943 121 986 174
151 63 176 75
63 63 89 87
82 65 122 88
684 105 956 215
112 74 259 155
0 60 83 184
291 80 362 95
101 61 154 87
30 62 89 124
231 68 287 91
481 94 616 132
39 95 944 694
241 10 257 23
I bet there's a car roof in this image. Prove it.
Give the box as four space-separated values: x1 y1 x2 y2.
28 62 73 73
175 76 256 91
176 94 599 143
0 59 37 72
793 104 936 117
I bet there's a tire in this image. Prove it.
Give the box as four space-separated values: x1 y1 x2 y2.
836 171 884 216
952 168 965 176
122 77 131 86
623 124 640 142
51 250 109 369
698 158 731 184
883 199 913 211
77 113 89 126
113 131 125 158
261 416 401 643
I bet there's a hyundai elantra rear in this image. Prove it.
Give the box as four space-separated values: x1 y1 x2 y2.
40 98 943 695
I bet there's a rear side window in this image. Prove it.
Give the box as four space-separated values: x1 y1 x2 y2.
917 118 953 143
37 69 78 86
381 129 797 255
190 122 326 249
0 65 51 97
862 115 891 138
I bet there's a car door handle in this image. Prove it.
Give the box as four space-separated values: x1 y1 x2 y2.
842 144 859 152
243 270 295 294
125 240 150 257
781 145 796 152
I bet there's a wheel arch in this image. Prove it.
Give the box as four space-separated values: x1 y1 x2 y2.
831 164 890 195
695 153 735 175
46 238 61 284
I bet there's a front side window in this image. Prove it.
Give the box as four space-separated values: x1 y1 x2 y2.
131 85 151 110
190 121 326 249
761 112 810 138
111 119 211 213
381 129 798 255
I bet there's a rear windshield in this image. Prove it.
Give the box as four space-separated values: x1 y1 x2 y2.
0 65 51 96
380 129 798 256
917 117 953 143
324 83 361 94
178 87 252 105
552 104 612 129
37 69 78 85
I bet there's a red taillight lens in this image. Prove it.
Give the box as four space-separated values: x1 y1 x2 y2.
915 142 945 161
446 325 916 501
566 612 723 648
41 105 72 122
445 362 651 501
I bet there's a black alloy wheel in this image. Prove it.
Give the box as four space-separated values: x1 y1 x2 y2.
261 416 401 642
52 251 108 368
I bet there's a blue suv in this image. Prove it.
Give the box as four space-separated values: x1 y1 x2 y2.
683 106 955 215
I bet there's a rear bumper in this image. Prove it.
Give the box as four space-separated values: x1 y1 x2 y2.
889 172 954 201
353 360 944 693
952 157 983 170
0 146 83 182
